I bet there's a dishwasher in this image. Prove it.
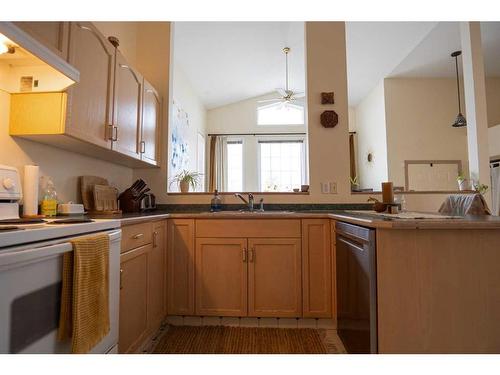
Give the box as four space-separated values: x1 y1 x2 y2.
335 221 377 354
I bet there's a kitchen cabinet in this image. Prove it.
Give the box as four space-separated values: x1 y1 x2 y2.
119 244 149 354
66 21 115 149
248 238 302 317
195 238 248 316
302 219 332 318
112 51 143 159
119 220 167 354
167 219 195 315
13 22 69 59
141 80 161 165
147 222 167 333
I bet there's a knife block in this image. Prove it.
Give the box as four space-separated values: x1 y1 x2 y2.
118 189 141 213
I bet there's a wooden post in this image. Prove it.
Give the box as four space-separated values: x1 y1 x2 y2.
460 22 492 206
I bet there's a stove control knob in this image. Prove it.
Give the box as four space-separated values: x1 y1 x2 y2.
3 178 15 190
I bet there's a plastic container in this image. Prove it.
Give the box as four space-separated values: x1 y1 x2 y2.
210 189 222 212
41 178 58 217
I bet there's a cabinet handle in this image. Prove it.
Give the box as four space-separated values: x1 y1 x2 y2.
140 140 146 154
107 124 114 141
153 231 158 247
112 126 118 141
119 268 123 290
132 233 144 239
249 248 255 263
242 248 247 263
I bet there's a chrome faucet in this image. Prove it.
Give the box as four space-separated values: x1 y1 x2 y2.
235 193 254 211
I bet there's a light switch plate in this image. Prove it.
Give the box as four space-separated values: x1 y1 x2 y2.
321 182 329 194
329 182 337 194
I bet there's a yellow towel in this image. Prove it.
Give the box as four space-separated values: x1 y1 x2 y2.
58 234 111 354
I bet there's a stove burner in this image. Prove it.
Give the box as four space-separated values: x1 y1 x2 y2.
47 219 94 225
0 226 23 231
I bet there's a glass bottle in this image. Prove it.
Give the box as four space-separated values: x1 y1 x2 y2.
41 178 58 217
210 189 222 212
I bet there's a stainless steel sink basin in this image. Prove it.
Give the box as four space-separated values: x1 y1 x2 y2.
204 210 295 214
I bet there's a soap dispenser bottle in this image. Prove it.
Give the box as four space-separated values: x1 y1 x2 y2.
210 189 222 212
41 177 58 217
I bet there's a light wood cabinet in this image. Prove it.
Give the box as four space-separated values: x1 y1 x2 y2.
195 238 248 316
119 244 149 353
112 51 143 159
141 80 161 165
147 222 167 332
167 219 195 315
248 238 302 317
13 22 69 59
66 21 115 149
302 219 332 318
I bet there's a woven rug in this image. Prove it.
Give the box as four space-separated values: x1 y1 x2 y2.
151 326 333 354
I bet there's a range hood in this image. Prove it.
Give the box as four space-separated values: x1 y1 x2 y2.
0 23 78 94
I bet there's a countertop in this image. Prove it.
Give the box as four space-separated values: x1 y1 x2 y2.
85 209 500 230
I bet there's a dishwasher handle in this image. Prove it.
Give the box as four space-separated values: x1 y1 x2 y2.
337 234 365 252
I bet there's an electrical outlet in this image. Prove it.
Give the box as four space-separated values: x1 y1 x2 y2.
321 182 329 194
329 182 338 194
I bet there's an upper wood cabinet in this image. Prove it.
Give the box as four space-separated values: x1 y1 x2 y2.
13 22 70 59
302 219 332 318
66 21 115 149
141 80 161 165
167 219 195 316
195 238 248 316
112 51 143 159
248 238 302 318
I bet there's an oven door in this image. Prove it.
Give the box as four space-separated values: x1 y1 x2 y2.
0 229 121 354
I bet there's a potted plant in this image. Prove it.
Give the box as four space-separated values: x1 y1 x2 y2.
170 170 203 193
473 182 489 195
350 176 361 192
457 174 469 191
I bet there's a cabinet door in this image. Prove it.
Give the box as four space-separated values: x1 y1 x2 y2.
112 51 142 159
302 219 332 318
13 22 69 59
119 244 150 353
167 219 195 315
141 80 161 165
66 22 114 148
147 221 166 332
195 238 248 316
248 238 302 317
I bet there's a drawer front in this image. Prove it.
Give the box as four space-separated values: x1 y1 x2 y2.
195 219 301 238
121 222 153 253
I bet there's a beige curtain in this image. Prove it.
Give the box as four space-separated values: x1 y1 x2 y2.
208 136 227 192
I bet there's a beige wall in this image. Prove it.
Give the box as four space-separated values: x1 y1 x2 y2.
486 77 500 127
0 90 133 203
353 80 388 190
384 78 469 188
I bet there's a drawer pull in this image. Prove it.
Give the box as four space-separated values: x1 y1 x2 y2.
132 233 144 239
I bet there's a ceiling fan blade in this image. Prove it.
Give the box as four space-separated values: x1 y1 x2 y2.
275 88 287 97
258 98 283 103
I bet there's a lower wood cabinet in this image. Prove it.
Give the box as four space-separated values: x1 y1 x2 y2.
248 238 302 317
167 219 195 315
119 244 150 354
195 238 248 316
302 219 332 318
119 220 167 354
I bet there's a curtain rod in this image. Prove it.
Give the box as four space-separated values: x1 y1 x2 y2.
208 132 307 137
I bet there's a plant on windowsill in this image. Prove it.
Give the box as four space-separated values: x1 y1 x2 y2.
473 182 489 195
169 170 203 193
457 173 470 191
350 176 362 192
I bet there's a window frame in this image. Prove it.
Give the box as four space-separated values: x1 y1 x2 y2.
256 102 305 126
256 135 307 192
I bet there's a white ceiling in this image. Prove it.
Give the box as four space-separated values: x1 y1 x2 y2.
173 22 305 109
345 22 438 106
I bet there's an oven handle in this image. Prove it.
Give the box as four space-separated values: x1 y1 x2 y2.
0 230 121 269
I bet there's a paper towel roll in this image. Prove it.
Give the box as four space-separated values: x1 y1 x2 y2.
23 165 39 216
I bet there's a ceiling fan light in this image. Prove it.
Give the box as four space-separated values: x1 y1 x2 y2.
452 113 467 128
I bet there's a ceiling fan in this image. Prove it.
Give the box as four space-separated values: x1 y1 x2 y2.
258 47 305 104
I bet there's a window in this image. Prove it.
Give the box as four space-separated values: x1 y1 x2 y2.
259 139 305 192
226 140 243 192
196 133 205 192
257 102 305 126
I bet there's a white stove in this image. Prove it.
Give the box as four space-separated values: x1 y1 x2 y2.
0 165 121 353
